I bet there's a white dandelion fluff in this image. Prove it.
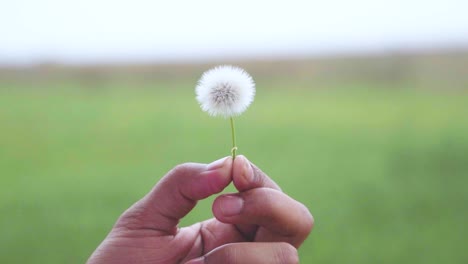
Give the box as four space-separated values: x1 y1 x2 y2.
195 65 255 118
195 65 256 159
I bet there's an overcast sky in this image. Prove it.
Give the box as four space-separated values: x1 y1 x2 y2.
1 0 468 65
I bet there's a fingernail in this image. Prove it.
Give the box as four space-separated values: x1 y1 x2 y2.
185 257 204 264
206 157 228 171
240 156 253 182
220 195 243 216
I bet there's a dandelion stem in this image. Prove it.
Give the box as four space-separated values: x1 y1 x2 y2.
230 117 237 159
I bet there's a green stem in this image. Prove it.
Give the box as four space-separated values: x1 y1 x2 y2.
230 117 237 159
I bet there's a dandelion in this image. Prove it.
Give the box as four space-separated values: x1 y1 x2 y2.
195 65 256 159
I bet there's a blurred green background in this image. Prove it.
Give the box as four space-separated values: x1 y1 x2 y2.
1 52 467 263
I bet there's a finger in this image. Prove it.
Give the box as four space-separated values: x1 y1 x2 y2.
230 155 282 237
185 242 298 264
213 188 314 248
115 157 232 235
232 155 281 192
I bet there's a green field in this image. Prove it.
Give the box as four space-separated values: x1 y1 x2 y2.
1 77 468 263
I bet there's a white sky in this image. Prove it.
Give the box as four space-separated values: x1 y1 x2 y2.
1 0 468 65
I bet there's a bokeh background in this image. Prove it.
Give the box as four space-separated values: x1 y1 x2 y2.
1 0 468 263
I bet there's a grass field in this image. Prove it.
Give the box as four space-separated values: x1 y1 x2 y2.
1 76 468 263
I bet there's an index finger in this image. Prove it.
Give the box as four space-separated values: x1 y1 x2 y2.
229 155 282 238
232 155 281 192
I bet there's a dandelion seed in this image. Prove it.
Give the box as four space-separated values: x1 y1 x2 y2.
195 65 256 158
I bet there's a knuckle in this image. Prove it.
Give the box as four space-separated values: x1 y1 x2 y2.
251 164 282 191
251 164 265 184
170 163 193 177
276 242 299 264
114 201 147 230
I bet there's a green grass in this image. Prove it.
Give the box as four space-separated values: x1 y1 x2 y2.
1 81 468 263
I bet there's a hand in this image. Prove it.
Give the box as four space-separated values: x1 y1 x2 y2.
87 155 313 264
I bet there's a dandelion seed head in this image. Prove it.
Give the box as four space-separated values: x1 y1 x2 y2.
196 65 255 118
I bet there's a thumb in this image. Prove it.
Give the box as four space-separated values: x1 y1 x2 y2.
114 157 232 235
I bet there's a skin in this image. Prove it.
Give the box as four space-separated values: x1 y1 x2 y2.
87 155 314 264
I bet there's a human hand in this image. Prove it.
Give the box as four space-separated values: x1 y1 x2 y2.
87 156 313 264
